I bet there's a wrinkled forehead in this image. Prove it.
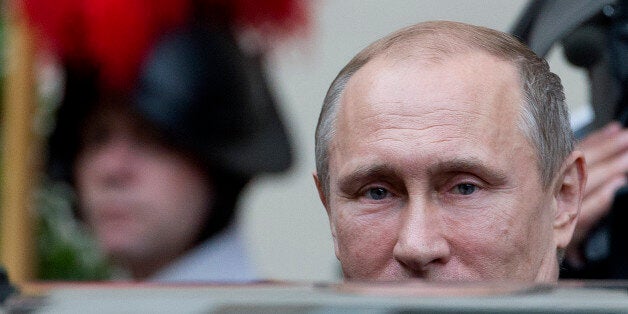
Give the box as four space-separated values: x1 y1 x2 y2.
329 50 530 163
328 50 536 184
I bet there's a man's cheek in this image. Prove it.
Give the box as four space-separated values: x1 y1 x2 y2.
443 208 513 250
336 213 398 272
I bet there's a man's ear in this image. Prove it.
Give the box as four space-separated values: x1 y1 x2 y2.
313 172 340 257
313 172 329 215
553 151 587 250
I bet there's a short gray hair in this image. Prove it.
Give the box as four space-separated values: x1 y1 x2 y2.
315 21 574 197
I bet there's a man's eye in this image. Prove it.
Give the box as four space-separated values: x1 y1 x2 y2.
366 187 389 200
453 183 477 195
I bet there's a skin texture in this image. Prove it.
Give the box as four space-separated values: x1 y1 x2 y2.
315 51 585 282
74 104 213 280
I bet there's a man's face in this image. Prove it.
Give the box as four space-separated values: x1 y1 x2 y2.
74 104 212 271
321 52 561 281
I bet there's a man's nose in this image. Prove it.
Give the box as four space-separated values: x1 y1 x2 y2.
392 200 451 273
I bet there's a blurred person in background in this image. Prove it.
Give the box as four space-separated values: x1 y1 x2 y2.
513 0 628 279
23 0 306 282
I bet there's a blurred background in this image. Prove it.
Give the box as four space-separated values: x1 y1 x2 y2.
0 0 594 284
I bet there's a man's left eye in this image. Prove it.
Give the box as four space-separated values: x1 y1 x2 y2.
366 187 389 200
453 183 477 195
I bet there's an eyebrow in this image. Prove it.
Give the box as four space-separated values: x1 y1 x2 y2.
336 163 401 194
427 157 509 185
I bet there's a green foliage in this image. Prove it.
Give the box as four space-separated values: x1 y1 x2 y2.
35 180 112 281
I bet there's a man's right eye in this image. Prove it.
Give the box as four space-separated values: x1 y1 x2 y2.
366 187 389 200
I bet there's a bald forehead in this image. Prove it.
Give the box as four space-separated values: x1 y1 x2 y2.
343 49 522 110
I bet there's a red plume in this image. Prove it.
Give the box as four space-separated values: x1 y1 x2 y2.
20 0 308 90
21 0 190 90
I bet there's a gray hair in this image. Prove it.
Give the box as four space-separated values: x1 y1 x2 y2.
315 21 574 197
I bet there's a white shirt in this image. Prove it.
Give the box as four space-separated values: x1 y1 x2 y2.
149 224 257 283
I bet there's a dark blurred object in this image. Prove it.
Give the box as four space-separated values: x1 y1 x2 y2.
561 24 606 68
0 267 18 304
135 24 292 177
512 0 628 279
608 186 628 278
609 0 628 126
512 0 625 131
